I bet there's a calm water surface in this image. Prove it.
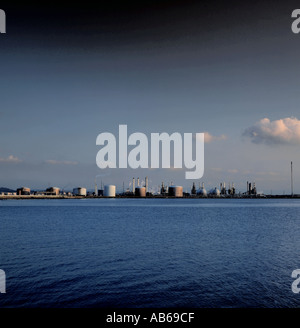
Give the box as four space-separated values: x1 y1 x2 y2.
1 198 300 308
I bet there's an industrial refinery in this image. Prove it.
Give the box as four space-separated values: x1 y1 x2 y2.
1 176 289 199
1 165 298 199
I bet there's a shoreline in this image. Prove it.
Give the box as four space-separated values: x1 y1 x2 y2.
0 195 299 200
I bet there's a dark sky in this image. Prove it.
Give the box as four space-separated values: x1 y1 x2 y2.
3 1 298 44
1 1 300 193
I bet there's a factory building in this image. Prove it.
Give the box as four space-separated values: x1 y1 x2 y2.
191 182 197 195
220 182 236 196
168 186 183 197
227 183 236 196
247 181 257 196
1 192 16 196
73 187 87 196
46 187 60 195
160 182 167 196
104 185 116 197
130 177 149 197
220 182 227 195
16 187 30 195
135 186 146 197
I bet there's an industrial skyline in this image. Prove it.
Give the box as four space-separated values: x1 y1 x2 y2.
0 1 300 194
1 172 297 198
0 158 297 196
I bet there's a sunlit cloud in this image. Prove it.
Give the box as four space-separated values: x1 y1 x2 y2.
210 168 238 174
227 169 239 174
0 155 22 163
243 117 300 145
210 167 223 172
45 160 78 165
255 171 280 176
204 132 227 143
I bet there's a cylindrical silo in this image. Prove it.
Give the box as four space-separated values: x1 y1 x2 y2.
168 186 183 197
104 185 116 197
73 187 87 196
135 186 146 197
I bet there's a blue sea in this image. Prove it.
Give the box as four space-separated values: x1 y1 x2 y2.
1 198 300 308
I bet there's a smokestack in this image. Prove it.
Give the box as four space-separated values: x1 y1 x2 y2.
247 181 249 195
145 176 148 193
132 178 135 193
291 161 294 196
95 178 97 196
137 177 140 186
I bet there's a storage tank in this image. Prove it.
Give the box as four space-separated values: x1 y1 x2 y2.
197 187 207 197
209 187 220 197
104 185 116 197
135 186 146 197
168 186 183 197
197 183 207 197
46 187 60 195
73 187 87 196
16 187 31 195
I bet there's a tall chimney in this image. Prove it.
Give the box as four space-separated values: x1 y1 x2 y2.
291 161 294 196
132 178 135 193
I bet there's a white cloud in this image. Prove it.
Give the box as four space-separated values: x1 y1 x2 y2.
45 160 78 165
243 117 300 145
0 155 22 163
